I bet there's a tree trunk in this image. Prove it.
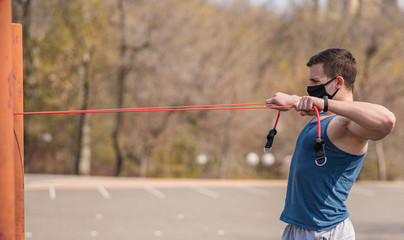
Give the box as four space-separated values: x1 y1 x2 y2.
218 111 235 178
112 0 150 176
375 141 387 181
139 153 148 178
112 99 124 176
79 114 91 175
113 0 127 176
72 51 91 174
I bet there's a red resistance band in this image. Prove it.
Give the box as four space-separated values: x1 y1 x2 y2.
13 103 293 115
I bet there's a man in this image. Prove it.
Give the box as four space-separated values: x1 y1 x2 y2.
265 48 396 239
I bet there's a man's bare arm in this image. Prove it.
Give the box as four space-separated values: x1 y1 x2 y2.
323 99 396 141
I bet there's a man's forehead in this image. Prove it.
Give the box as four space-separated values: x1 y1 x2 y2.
309 63 326 79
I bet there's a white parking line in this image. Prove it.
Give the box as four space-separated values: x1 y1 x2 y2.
143 185 166 199
217 229 226 236
176 213 185 220
351 186 374 196
97 185 112 199
154 230 163 237
49 186 56 200
393 187 404 193
238 185 271 197
191 186 219 199
90 231 99 237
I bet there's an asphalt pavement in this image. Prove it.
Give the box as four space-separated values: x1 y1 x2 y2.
24 174 404 240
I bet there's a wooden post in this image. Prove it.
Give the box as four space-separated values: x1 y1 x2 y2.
0 0 17 239
12 23 24 240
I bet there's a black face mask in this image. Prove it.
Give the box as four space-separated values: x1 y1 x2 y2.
307 76 339 99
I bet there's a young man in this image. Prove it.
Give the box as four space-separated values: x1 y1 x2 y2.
265 48 396 239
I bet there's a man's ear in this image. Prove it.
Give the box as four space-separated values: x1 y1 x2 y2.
336 76 344 89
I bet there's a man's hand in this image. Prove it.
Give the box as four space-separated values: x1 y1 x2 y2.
265 92 301 111
295 96 324 116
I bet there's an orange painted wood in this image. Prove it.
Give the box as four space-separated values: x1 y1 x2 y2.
12 23 24 240
0 0 16 239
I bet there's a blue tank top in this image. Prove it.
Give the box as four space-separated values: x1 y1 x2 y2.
280 115 367 231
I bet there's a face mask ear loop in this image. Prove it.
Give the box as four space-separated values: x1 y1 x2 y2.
264 110 281 153
329 88 339 99
313 106 327 166
328 76 340 99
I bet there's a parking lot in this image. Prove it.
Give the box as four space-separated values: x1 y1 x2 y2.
25 175 404 240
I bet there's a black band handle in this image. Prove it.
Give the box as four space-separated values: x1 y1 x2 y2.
264 128 277 153
314 137 327 166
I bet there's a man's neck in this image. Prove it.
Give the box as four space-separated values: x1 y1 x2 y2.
333 89 353 102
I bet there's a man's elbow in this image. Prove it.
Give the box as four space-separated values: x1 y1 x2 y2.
379 111 396 139
384 111 396 134
369 111 396 141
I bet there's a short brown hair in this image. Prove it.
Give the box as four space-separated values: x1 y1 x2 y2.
307 48 357 90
